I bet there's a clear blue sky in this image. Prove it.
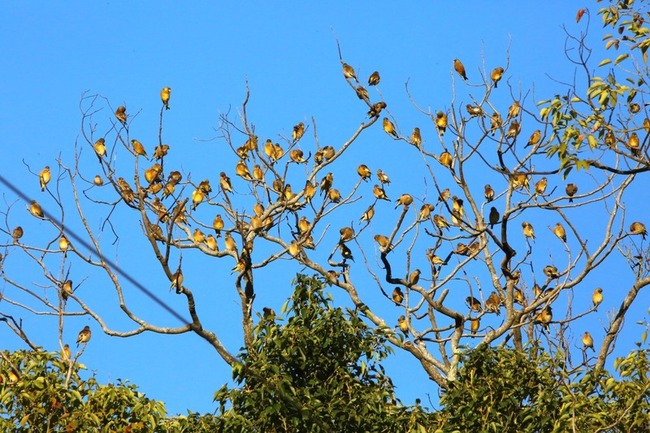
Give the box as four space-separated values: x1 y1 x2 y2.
1 2 647 416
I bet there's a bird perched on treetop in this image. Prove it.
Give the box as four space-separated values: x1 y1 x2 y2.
161 87 171 110
436 111 448 135
383 118 398 138
592 287 603 309
39 166 51 192
582 331 594 351
76 325 91 347
522 221 535 240
629 221 647 239
491 67 504 88
342 63 356 80
553 223 567 242
565 183 578 202
453 59 468 80
368 71 380 86
115 106 127 124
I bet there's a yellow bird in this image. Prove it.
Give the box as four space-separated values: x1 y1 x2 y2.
290 149 307 164
191 189 204 210
630 221 647 239
543 265 560 279
582 331 594 351
213 214 225 236
383 117 398 138
466 296 482 312
565 183 578 202
453 58 468 80
535 306 553 330
144 164 162 184
553 223 567 242
224 232 237 253
357 164 372 181
485 292 502 314
644 118 650 133
76 325 91 347
433 214 450 230
327 188 341 203
510 172 529 190
360 204 375 223
436 111 448 135
298 216 311 234
292 122 305 142
410 127 422 148
94 175 103 186
628 132 640 156
466 104 483 117
253 203 264 217
115 106 127 124
439 151 453 169
392 287 404 306
373 184 389 201
418 203 434 221
397 315 409 336
193 228 206 244
507 101 521 119
304 180 316 203
368 71 380 86
490 67 504 88
484 184 494 202
220 172 233 193
342 63 356 80
395 193 413 209
252 165 263 182
12 226 23 244
514 288 526 306
408 269 420 286
320 172 333 194
533 283 543 298
321 145 335 161
232 257 248 274
376 169 391 185
251 216 264 232
470 317 480 335
235 160 252 181
506 120 521 139
527 129 541 148
374 234 392 251
452 196 464 217
59 235 70 252
339 226 355 243
131 139 147 158
39 166 51 192
592 287 603 308
490 112 502 135
522 221 535 240
93 138 106 158
170 267 184 293
161 87 171 110
426 249 444 265
437 188 450 203
62 279 73 301
153 144 170 159
206 234 218 251
534 177 548 195
29 200 44 218
62 344 71 361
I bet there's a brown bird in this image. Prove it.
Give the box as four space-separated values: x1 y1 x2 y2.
360 204 375 223
304 180 316 203
592 287 603 309
553 223 567 242
115 106 127 124
12 226 23 244
470 317 480 335
485 292 502 315
131 139 147 158
342 63 356 80
29 200 44 218
629 221 647 239
453 58 468 80
392 287 404 306
436 111 448 135
160 87 171 110
368 101 387 118
466 296 482 312
410 127 422 148
484 184 494 202
368 71 380 86
320 173 333 194
357 164 371 181
374 234 392 251
526 129 541 148
543 265 560 279
438 151 453 169
433 214 450 230
292 122 305 142
522 221 535 240
373 184 389 201
321 146 335 161
582 331 594 351
534 177 548 195
39 166 51 192
437 188 451 203
490 112 502 135
94 175 104 186
510 172 529 190
418 203 434 221
339 226 355 243
61 279 73 301
220 172 233 193
565 183 578 202
153 144 170 159
224 232 237 254
397 315 409 336
532 283 543 298
376 169 391 185
491 67 504 88
507 101 521 120
290 149 307 164
252 164 264 181
535 306 553 330
408 269 421 286
426 249 444 265
455 243 469 256
506 120 521 139
383 118 398 138
236 160 253 180
395 193 413 209
327 188 341 203
262 307 276 319
466 104 483 117
355 85 369 103
76 325 91 347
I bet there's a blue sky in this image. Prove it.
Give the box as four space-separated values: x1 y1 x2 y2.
1 2 648 416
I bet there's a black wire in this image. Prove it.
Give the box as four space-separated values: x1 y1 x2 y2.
0 173 189 324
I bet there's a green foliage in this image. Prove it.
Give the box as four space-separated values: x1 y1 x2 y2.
0 349 167 432
212 274 437 432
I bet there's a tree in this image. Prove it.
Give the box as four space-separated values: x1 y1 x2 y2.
0 0 648 414
0 349 167 432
